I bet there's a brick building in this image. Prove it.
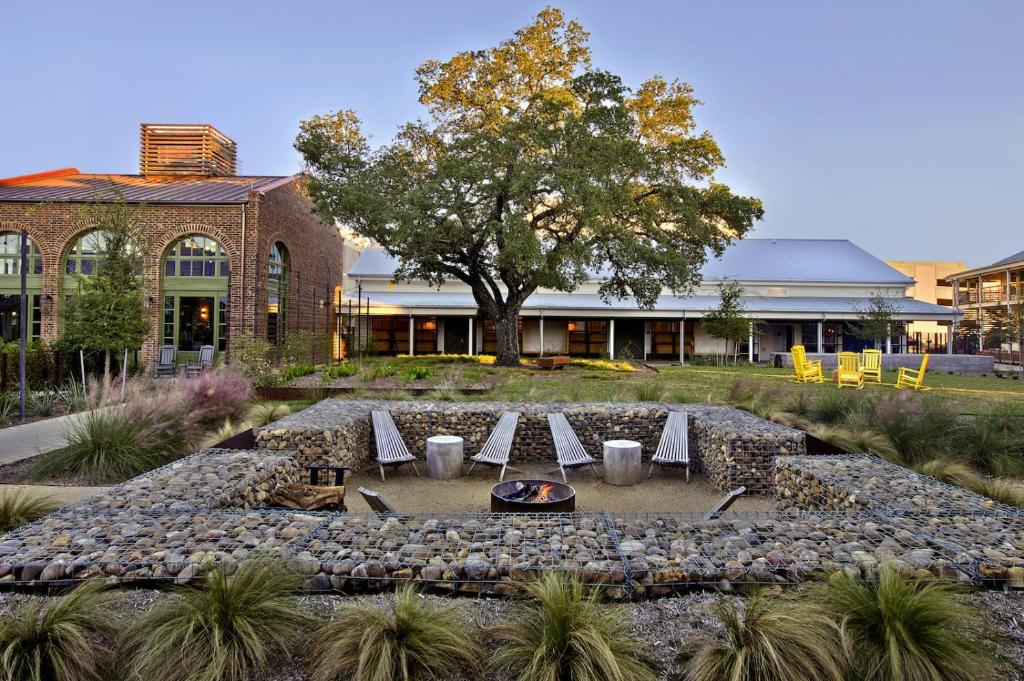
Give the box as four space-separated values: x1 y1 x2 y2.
0 124 346 366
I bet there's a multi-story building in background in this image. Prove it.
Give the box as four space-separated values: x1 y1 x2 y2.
885 260 965 353
947 250 1024 360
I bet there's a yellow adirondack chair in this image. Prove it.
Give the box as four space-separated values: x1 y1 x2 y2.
836 352 864 389
861 349 883 383
896 354 930 390
791 345 823 383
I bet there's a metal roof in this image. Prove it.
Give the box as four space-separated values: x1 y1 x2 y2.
992 249 1024 267
0 168 291 204
349 239 915 285
353 290 958 319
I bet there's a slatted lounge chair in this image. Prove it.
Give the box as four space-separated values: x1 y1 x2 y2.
704 486 747 520
860 349 883 383
358 486 398 516
836 352 864 389
649 410 690 481
547 412 598 483
467 411 520 481
153 345 177 377
371 410 420 482
896 353 930 390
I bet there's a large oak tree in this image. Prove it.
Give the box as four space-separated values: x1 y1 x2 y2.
296 8 763 365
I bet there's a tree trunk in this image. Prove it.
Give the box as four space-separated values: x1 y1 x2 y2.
103 350 111 384
492 307 522 367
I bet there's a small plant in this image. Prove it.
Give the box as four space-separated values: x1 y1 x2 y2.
60 380 89 412
231 332 277 385
634 381 666 402
368 362 398 380
0 580 115 681
311 583 481 681
974 478 1024 508
405 365 433 381
687 590 843 681
119 560 315 681
246 402 292 426
180 367 253 428
806 390 860 425
323 362 358 381
278 362 317 382
913 458 982 489
27 390 62 417
868 392 959 466
491 572 656 681
813 564 984 681
806 425 898 458
0 488 59 532
201 418 239 448
0 391 18 422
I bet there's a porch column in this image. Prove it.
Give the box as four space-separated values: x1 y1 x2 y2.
978 275 984 349
748 322 754 363
946 321 954 354
643 322 648 361
816 321 823 354
408 315 414 355
609 318 616 360
885 336 892 354
539 315 545 357
678 315 685 365
468 317 474 356
438 319 445 354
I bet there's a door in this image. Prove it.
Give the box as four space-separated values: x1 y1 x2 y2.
444 317 468 354
614 320 645 360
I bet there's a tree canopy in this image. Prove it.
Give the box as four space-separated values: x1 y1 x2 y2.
296 8 763 364
851 291 899 350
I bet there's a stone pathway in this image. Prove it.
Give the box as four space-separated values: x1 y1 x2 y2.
0 412 80 465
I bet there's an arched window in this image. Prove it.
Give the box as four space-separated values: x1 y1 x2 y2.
267 242 289 345
65 230 138 275
161 234 231 355
0 233 43 342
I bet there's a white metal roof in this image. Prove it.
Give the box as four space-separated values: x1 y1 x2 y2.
348 238 915 285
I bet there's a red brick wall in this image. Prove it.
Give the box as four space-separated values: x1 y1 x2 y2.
0 178 344 365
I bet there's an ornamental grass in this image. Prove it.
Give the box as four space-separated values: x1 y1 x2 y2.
0 488 58 532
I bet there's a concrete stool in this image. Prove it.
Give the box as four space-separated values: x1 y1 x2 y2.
426 435 464 480
603 440 642 486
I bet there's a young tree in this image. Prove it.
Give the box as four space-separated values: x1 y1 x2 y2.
851 291 900 351
1008 288 1024 373
296 8 763 365
983 306 1011 351
60 196 150 379
702 281 752 364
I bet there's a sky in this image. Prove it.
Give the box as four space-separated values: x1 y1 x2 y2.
2 1 1021 268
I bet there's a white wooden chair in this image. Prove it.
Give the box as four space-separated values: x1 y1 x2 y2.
153 345 176 377
184 344 215 377
649 410 690 481
371 410 420 482
547 412 598 483
467 411 520 481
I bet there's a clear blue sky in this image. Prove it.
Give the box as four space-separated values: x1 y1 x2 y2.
2 1 1021 267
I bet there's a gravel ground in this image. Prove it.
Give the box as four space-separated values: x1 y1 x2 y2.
344 461 775 513
2 587 1021 680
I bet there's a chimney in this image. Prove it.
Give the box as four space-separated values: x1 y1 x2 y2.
139 124 237 177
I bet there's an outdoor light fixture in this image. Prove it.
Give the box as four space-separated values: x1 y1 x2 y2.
199 304 210 321
567 321 578 332
422 320 436 331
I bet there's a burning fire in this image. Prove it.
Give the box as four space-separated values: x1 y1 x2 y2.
534 483 555 503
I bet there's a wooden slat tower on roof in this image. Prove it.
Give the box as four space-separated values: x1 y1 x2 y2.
139 124 237 177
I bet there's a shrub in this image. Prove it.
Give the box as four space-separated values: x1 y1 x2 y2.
687 590 843 681
231 332 277 385
806 390 861 425
311 583 481 681
27 390 62 418
60 380 89 413
279 363 317 382
913 458 982 489
282 330 319 365
491 572 656 681
246 402 292 426
954 404 1024 476
868 393 959 466
34 382 198 483
634 382 666 402
179 367 252 428
0 392 17 422
323 362 358 380
404 365 433 381
974 478 1024 508
806 425 898 459
814 564 984 681
368 362 398 380
119 560 314 681
0 488 59 532
0 580 115 681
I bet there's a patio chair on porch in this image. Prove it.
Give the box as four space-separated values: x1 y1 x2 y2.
896 353 930 390
836 352 864 389
791 345 823 383
860 349 883 383
153 345 177 377
183 345 215 377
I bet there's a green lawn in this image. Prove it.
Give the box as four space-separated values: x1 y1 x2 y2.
336 355 1024 414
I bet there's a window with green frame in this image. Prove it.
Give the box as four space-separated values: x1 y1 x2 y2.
162 235 230 353
267 242 289 346
0 233 43 342
65 230 139 275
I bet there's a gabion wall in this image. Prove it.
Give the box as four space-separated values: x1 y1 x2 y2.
254 399 805 494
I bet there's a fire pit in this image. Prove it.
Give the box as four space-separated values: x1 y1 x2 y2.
490 479 576 513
